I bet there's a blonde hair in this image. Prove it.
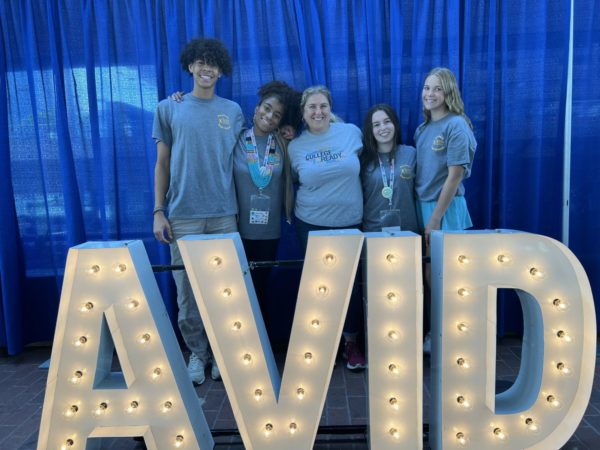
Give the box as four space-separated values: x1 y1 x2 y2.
300 85 333 111
422 67 473 129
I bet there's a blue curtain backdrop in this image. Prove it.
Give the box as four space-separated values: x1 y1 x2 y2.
0 0 597 354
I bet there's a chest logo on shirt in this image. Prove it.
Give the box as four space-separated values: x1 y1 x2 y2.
305 148 343 164
217 114 231 129
399 165 415 179
432 135 446 152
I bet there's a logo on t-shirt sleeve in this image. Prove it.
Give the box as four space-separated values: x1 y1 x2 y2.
217 114 231 129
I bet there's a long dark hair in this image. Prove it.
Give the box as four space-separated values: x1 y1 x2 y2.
360 104 402 172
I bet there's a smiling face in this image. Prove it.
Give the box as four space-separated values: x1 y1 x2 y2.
303 93 331 134
422 74 448 118
253 96 284 136
189 59 221 93
371 110 396 148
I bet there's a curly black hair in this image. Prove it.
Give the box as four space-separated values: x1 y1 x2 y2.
179 38 233 76
257 81 302 130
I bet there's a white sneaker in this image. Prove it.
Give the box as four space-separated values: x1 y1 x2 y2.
188 353 205 385
423 332 431 355
210 359 221 381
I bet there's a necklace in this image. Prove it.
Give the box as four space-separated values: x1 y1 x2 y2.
244 128 276 191
378 152 395 206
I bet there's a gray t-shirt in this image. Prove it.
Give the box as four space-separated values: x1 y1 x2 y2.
361 145 419 233
414 113 476 201
289 122 363 227
233 130 284 240
152 93 244 219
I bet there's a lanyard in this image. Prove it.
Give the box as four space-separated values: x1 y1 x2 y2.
378 153 395 206
244 128 276 191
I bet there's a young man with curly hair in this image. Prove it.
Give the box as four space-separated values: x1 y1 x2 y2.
152 38 244 385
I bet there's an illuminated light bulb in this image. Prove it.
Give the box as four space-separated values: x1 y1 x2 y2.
127 298 140 310
75 336 88 346
529 267 544 278
387 292 398 303
161 401 173 413
304 352 313 364
289 422 298 434
243 353 252 365
525 417 538 432
175 434 184 448
457 288 471 297
222 288 232 298
127 401 139 413
64 405 79 417
70 370 84 384
389 397 399 410
80 301 94 312
386 253 398 264
456 395 470 408
556 330 572 342
61 438 75 450
264 423 273 437
457 255 470 264
94 402 108 416
311 319 320 329
546 394 560 408
456 322 469 332
387 330 400 340
323 253 336 265
317 285 329 296
152 367 162 379
296 387 305 399
113 263 127 273
232 321 242 331
456 432 468 446
389 427 400 439
456 357 470 369
388 363 399 374
254 389 263 401
493 427 507 440
556 362 571 375
139 333 151 344
87 264 100 274
497 254 510 263
209 256 222 267
553 298 568 311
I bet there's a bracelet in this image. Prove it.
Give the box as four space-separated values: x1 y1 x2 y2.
153 206 167 215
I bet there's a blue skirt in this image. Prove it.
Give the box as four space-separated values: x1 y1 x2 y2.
417 196 473 231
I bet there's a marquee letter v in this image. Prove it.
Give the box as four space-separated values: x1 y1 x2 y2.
179 230 363 450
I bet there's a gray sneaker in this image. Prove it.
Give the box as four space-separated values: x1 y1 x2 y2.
210 359 221 381
188 353 205 385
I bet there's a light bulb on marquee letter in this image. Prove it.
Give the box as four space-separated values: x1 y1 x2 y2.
70 370 84 384
289 422 298 434
61 438 75 450
126 298 139 310
80 301 94 312
457 255 470 264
